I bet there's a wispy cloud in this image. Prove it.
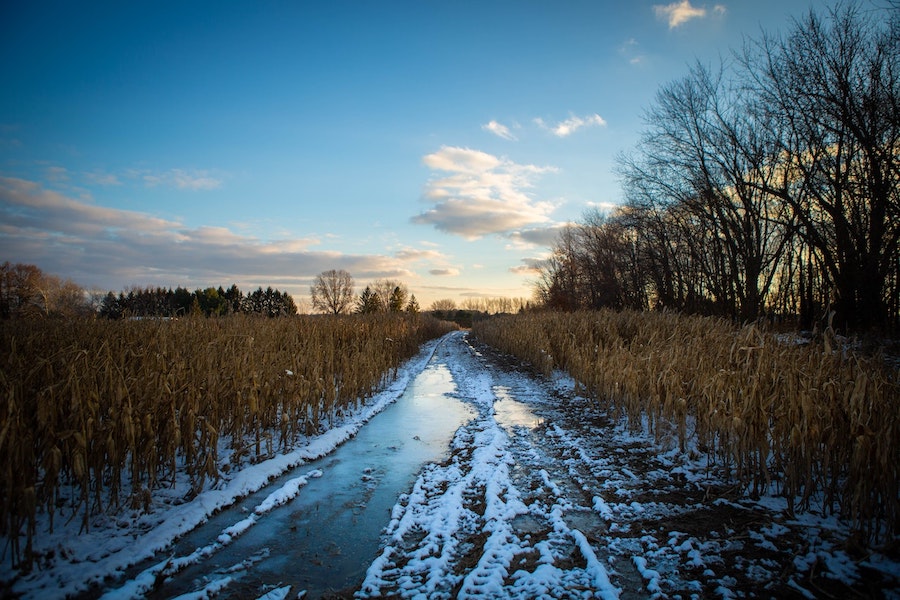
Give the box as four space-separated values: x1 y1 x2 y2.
412 146 558 239
124 167 224 190
0 176 417 294
619 38 646 66
534 113 607 137
429 268 460 276
654 1 726 29
84 170 122 186
482 120 517 141
45 166 70 182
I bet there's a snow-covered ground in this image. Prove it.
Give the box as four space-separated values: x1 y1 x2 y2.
3 331 899 599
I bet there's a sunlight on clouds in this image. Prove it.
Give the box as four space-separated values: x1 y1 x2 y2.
481 120 517 141
414 146 558 239
509 256 549 276
422 146 502 174
654 0 724 29
394 248 446 262
534 113 607 137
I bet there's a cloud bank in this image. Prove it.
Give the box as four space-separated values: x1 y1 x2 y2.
413 146 558 239
0 177 430 293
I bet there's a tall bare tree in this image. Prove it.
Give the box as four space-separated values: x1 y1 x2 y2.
310 269 355 315
619 61 794 321
744 3 900 330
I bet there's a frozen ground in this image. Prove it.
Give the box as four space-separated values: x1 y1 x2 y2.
2 330 899 599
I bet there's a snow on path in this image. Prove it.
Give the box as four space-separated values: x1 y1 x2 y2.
99 470 322 600
358 332 900 599
358 333 621 599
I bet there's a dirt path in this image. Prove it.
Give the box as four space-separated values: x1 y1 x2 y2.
354 331 899 599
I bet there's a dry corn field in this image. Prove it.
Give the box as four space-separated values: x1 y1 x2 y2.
472 310 900 545
0 313 455 569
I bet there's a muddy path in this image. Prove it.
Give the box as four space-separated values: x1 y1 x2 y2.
357 332 898 599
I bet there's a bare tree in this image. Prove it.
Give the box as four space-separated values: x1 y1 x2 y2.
620 61 793 321
744 2 900 330
310 269 355 315
371 279 409 312
0 262 89 318
429 298 457 311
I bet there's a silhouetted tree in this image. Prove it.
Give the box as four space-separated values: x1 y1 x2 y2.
310 269 355 315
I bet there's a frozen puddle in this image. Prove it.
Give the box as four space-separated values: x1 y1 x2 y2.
99 352 474 600
493 385 544 433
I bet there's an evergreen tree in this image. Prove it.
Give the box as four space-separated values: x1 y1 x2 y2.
405 294 420 314
357 286 382 313
388 285 407 312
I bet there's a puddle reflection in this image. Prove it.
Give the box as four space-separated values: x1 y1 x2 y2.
493 386 544 432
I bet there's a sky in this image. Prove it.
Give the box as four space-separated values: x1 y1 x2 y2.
0 0 844 310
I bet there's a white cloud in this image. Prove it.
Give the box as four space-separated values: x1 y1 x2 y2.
654 0 718 29
413 146 558 239
534 113 607 137
482 120 517 141
393 247 451 262
429 268 460 276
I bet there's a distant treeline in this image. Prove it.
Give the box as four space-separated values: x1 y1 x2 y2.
98 284 298 318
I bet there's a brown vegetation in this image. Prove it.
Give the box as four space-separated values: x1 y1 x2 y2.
473 310 899 545
0 313 455 569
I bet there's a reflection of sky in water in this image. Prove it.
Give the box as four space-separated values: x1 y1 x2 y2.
136 362 474 600
492 386 544 432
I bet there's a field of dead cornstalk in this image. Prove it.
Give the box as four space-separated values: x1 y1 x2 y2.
0 313 455 569
472 310 899 545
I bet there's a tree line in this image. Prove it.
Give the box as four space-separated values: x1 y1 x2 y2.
98 284 298 318
0 262 92 319
538 4 900 334
0 262 300 319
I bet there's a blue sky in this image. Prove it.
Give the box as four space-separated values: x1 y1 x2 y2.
1 0 836 310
